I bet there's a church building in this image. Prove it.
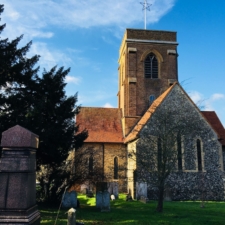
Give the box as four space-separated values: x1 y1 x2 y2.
76 29 225 200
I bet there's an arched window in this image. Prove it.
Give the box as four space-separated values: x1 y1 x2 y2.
145 53 158 78
88 156 93 176
197 139 202 171
114 157 118 179
177 133 182 171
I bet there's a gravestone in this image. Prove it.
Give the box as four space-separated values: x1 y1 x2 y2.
80 183 88 194
62 191 77 208
0 125 40 225
101 191 110 212
96 191 110 212
107 182 119 199
96 191 103 209
86 190 94 198
164 187 172 201
139 196 149 204
67 208 76 225
136 182 147 200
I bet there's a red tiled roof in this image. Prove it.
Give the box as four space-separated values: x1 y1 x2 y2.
124 82 176 143
76 107 124 143
201 111 225 146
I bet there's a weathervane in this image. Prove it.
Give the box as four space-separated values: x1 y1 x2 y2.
140 0 152 30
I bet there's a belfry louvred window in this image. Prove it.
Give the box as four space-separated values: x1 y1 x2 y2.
145 53 158 78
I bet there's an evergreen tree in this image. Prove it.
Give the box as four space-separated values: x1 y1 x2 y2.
0 5 87 201
0 4 39 133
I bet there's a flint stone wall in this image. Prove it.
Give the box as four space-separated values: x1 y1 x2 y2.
135 85 224 200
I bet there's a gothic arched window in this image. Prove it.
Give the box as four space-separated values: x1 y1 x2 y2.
114 157 118 179
197 139 202 171
145 53 158 78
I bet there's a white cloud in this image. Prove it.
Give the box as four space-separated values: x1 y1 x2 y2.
103 103 114 108
189 91 203 104
1 0 176 41
65 76 81 85
211 93 225 101
204 93 225 111
189 91 225 111
0 0 176 73
29 42 72 71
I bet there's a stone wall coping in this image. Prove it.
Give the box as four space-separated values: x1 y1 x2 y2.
126 39 178 45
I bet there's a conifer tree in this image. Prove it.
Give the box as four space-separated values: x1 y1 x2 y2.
0 5 87 201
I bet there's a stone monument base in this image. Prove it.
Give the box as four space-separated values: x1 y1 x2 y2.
0 205 40 225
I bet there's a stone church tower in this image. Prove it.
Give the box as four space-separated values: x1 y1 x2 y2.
76 28 225 200
118 29 178 136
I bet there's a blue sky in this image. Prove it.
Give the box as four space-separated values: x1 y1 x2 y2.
1 0 225 126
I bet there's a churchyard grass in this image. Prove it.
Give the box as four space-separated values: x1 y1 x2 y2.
39 194 225 225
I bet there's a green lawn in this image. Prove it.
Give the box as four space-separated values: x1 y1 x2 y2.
39 194 225 225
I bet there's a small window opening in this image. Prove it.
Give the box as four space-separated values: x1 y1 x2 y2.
149 95 155 105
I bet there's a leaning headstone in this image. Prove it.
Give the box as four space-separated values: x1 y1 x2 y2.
0 125 40 225
136 182 147 200
62 191 77 208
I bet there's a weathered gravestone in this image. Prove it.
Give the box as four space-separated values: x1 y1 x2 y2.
96 191 110 212
80 184 88 194
107 182 118 199
96 191 103 209
96 182 110 212
0 125 40 225
136 182 147 200
62 191 77 208
164 186 172 201
101 191 110 212
139 196 149 204
67 208 76 225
